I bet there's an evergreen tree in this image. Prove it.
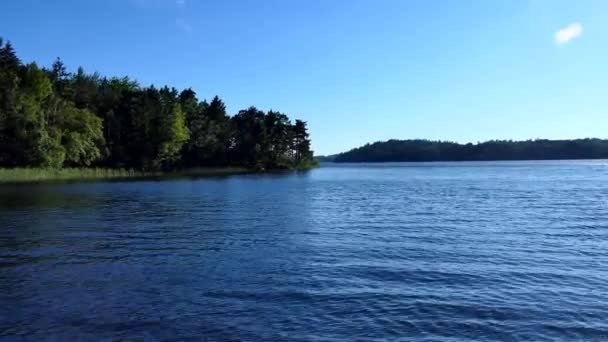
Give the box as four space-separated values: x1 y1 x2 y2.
265 110 292 168
231 107 267 168
292 119 312 165
0 37 315 171
0 39 21 166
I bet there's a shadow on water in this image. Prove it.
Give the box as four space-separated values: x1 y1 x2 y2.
0 185 101 211
0 167 314 187
0 170 321 339
0 168 315 209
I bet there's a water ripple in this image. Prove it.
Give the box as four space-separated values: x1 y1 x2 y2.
1 161 608 340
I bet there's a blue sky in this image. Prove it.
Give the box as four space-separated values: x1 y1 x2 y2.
1 0 607 155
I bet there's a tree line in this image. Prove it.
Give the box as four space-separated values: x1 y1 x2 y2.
0 38 314 171
332 139 608 162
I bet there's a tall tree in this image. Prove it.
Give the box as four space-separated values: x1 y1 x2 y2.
265 110 292 168
16 63 60 167
292 119 312 165
230 107 267 168
156 102 189 169
0 39 21 166
124 87 161 169
182 95 231 166
98 76 139 167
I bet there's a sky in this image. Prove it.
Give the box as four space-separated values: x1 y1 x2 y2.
1 0 607 155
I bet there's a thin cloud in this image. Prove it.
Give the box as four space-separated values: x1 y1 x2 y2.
131 0 191 33
554 23 583 45
131 0 184 8
176 18 192 33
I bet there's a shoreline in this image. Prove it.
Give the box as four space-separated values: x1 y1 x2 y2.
323 158 608 164
0 165 318 184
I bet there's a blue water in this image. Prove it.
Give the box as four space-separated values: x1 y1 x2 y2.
2 161 608 341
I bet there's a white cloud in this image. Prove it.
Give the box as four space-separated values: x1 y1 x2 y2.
554 23 583 45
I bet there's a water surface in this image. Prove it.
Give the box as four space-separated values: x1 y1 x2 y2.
2 161 608 341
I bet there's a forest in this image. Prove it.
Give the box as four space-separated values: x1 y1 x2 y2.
0 38 314 172
332 139 608 163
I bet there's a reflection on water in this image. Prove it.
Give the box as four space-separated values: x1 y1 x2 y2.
1 161 608 340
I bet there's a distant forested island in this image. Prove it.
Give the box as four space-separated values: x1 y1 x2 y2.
326 139 608 163
0 38 314 175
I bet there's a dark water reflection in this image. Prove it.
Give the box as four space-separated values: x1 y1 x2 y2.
2 161 608 341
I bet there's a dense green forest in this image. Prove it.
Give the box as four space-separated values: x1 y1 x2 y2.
332 139 608 162
0 38 314 171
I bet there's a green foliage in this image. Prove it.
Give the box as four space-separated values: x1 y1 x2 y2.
231 107 268 168
265 110 293 168
15 63 55 166
36 129 64 168
59 103 105 166
156 103 189 168
182 93 231 166
0 44 20 165
293 119 312 164
0 37 314 172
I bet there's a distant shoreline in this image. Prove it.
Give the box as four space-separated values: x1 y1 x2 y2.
319 157 608 163
320 138 608 163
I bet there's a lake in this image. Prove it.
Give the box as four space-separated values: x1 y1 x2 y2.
2 161 608 341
